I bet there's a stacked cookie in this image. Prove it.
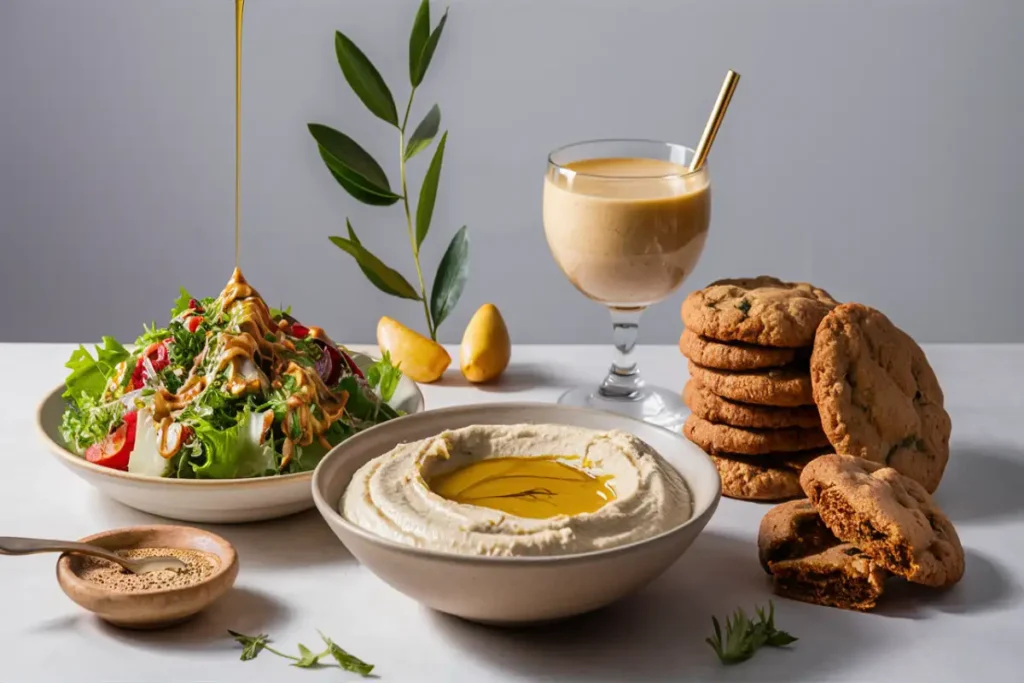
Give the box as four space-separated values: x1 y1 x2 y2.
758 454 964 611
681 277 953 497
680 277 839 501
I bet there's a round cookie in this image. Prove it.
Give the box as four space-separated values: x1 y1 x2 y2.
679 328 802 371
811 303 951 493
688 361 814 407
684 380 822 429
769 544 888 612
684 414 830 455
711 450 825 502
682 276 839 348
800 454 964 588
757 499 839 573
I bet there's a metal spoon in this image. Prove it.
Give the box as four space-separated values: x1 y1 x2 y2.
0 536 187 574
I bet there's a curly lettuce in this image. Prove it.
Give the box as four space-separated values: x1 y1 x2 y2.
190 408 278 479
61 336 130 406
59 337 131 450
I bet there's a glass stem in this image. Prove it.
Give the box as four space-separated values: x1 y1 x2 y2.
598 308 645 399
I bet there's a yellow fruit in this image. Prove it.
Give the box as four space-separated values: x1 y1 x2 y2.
377 316 450 383
460 303 511 383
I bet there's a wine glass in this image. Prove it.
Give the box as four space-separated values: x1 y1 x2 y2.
542 139 711 431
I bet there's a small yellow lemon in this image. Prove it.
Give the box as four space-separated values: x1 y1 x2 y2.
376 316 450 383
460 303 511 383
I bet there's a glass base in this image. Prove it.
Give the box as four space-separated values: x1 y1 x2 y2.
557 384 687 432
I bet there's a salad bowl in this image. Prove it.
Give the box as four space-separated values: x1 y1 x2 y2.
312 402 721 625
37 352 424 524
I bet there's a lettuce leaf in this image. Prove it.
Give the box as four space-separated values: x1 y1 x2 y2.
170 287 194 318
338 376 399 423
269 303 292 319
190 408 278 479
62 337 131 407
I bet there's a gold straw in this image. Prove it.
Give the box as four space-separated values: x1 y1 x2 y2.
689 69 740 172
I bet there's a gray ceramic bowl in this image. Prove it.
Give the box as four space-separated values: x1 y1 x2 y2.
312 402 721 625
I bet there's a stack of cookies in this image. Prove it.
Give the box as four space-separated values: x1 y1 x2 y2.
680 276 840 501
758 454 964 611
681 277 953 499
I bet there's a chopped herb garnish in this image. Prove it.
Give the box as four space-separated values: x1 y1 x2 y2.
228 630 373 676
366 350 403 403
706 601 797 665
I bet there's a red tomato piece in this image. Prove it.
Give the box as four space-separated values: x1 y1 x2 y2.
186 315 204 333
131 341 171 389
84 411 138 471
290 323 310 338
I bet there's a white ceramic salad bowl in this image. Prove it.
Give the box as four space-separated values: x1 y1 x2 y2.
36 352 424 524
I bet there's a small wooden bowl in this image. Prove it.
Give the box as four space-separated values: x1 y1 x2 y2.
56 525 239 629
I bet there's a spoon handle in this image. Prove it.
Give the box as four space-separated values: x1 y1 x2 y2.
0 537 126 565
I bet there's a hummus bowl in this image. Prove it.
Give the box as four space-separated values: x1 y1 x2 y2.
312 402 720 625
36 352 425 524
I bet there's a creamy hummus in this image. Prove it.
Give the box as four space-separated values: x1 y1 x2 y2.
340 424 693 557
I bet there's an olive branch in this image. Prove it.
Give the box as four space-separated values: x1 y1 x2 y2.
308 0 468 341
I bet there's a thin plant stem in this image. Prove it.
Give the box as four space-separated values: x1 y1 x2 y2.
398 87 435 340
264 645 298 661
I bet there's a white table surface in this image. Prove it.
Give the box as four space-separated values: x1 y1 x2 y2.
2 342 1023 683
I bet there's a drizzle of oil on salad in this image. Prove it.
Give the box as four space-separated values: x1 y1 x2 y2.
59 269 403 479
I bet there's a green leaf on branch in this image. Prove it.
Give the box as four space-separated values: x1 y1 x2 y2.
320 632 375 677
408 0 431 86
334 31 398 126
321 157 400 206
228 631 269 661
329 236 421 301
429 224 469 330
292 644 321 668
415 131 447 248
308 124 401 206
411 7 448 87
346 219 394 295
405 104 441 160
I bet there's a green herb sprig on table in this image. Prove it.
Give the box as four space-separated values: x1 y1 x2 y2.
705 601 797 665
309 0 469 342
229 630 374 677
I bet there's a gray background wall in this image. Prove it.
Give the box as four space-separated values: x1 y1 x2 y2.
2 0 1022 345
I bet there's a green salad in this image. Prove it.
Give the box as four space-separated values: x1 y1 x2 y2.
59 269 403 479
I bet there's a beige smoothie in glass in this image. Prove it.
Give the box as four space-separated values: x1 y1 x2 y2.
543 157 710 308
542 140 711 430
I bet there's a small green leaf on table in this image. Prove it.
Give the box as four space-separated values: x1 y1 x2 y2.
292 644 321 668
705 601 797 665
320 632 375 677
228 631 269 661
